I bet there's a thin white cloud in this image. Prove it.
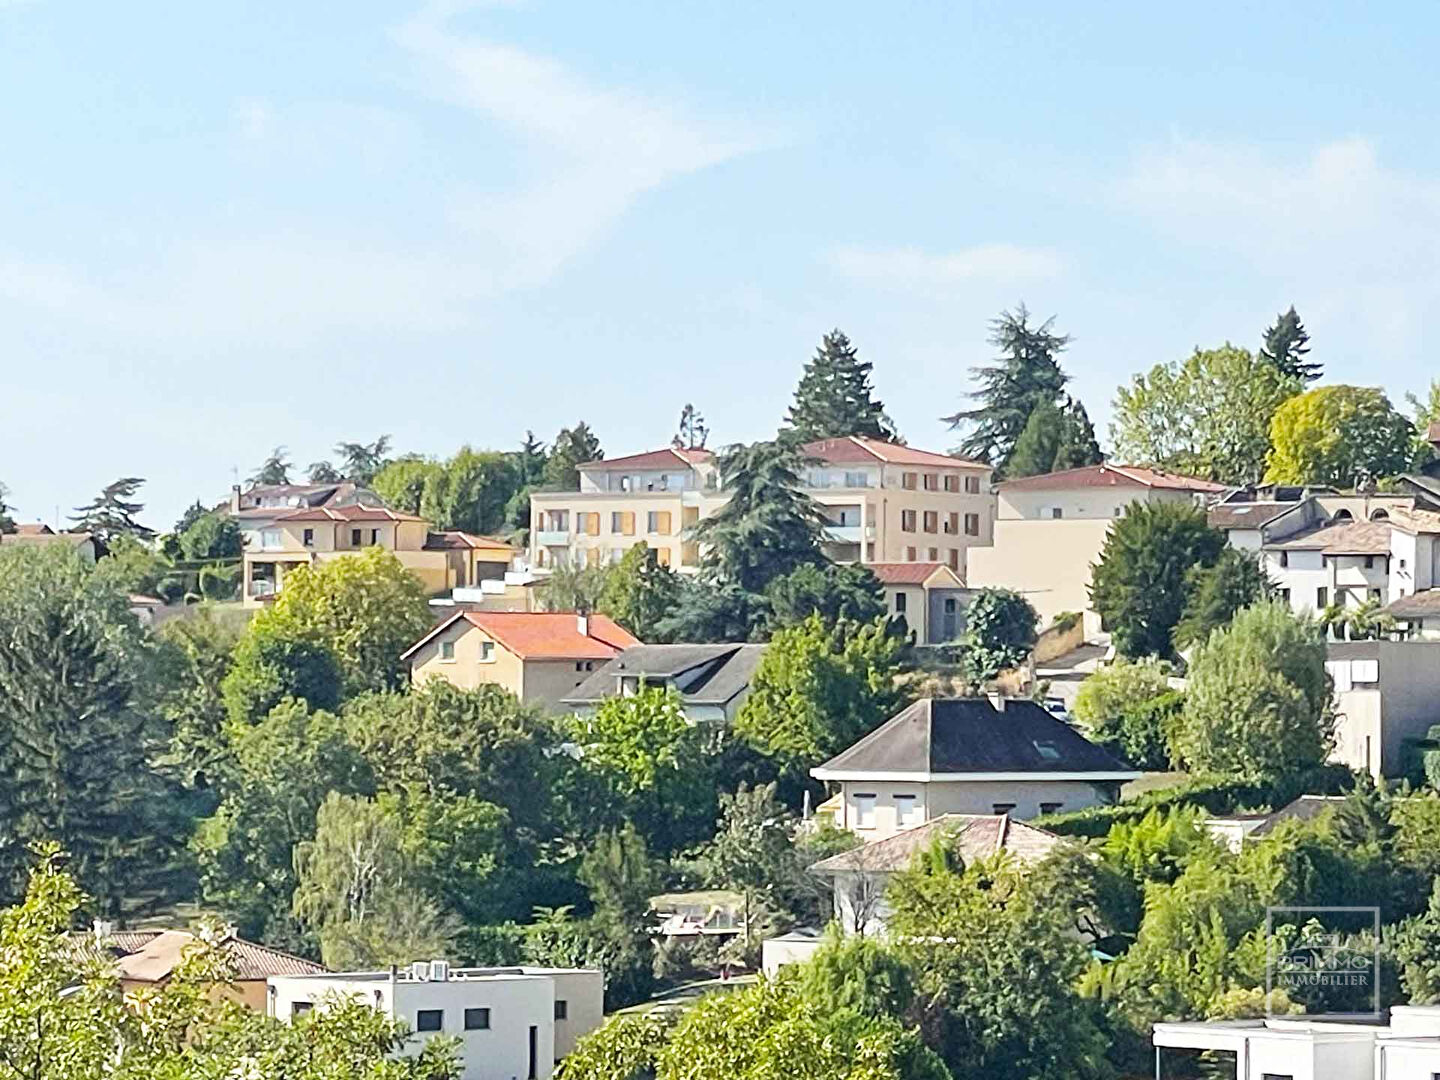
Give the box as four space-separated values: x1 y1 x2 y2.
395 9 767 284
828 243 1064 291
1117 136 1440 360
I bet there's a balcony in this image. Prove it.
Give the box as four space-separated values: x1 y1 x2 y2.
823 524 876 544
536 530 571 547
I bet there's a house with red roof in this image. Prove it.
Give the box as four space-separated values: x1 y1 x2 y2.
241 502 517 606
404 610 638 709
527 436 995 579
868 562 970 645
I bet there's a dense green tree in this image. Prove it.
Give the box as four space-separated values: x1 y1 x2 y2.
693 440 826 595
1408 379 1440 471
306 459 343 483
1264 384 1416 487
292 791 459 970
1395 879 1440 1004
1175 601 1333 777
763 561 887 634
655 577 763 643
1071 660 1179 771
786 329 898 442
250 446 293 486
1175 547 1274 650
1089 501 1226 658
536 562 609 613
221 632 344 726
960 587 1038 681
91 533 174 597
239 547 431 697
1110 345 1301 483
176 509 243 561
1260 305 1320 383
736 614 912 774
887 851 1112 1080
696 783 799 956
515 430 549 484
193 700 374 943
333 435 392 485
70 476 154 544
796 932 917 1020
0 846 457 1080
1006 395 1104 478
544 423 604 489
421 447 520 535
597 542 682 640
943 305 1071 474
0 545 169 909
371 455 443 515
171 499 210 537
151 604 246 786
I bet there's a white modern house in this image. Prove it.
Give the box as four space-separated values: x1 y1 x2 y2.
1326 641 1440 779
811 697 1141 837
1153 1006 1440 1079
268 962 603 1080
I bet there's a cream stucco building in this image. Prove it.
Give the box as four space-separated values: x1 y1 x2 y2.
528 437 995 578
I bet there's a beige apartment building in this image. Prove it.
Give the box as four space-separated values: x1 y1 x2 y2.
528 436 995 578
242 504 516 606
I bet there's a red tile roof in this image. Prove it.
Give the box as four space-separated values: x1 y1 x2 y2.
14 523 54 535
997 464 1226 493
868 562 961 586
403 611 639 661
424 531 516 552
580 447 715 471
802 436 988 470
276 505 428 523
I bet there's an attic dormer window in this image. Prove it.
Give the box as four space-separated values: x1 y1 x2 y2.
1032 740 1060 762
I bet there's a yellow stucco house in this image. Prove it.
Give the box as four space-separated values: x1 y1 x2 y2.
241 504 515 606
405 610 639 709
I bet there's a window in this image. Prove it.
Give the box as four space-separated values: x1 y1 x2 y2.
1049 508 1063 520
585 547 601 568
844 470 869 487
992 803 1016 816
1114 507 1123 518
905 546 917 561
1279 588 1291 604
439 640 456 662
902 472 917 490
415 1010 444 1033
943 474 959 492
370 528 379 545
965 475 981 494
1279 551 1289 568
895 592 907 613
261 528 281 550
554 999 568 1020
292 1001 313 1016
964 513 980 536
655 547 672 566
1316 587 1329 609
1365 555 1375 568
612 511 635 535
927 547 939 561
923 510 938 533
948 549 959 570
944 512 958 534
1370 587 1383 601
302 528 314 548
350 528 362 546
895 794 921 828
479 641 495 663
647 511 672 534
853 793 877 829
579 512 600 536
1032 740 1061 761
1040 802 1063 815
944 598 957 613
464 1008 491 1031
922 473 938 491
901 509 917 532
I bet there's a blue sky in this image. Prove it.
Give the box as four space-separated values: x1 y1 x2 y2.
3 1 1438 527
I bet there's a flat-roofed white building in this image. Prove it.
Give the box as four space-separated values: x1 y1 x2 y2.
268 962 603 1080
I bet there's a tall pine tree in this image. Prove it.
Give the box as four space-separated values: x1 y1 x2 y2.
786 330 898 442
943 304 1071 476
70 477 154 544
1261 306 1320 383
1005 395 1104 479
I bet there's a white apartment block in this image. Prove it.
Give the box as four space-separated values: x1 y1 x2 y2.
268 962 603 1080
528 436 994 578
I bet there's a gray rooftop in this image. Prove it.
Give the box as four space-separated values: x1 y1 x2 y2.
562 644 765 707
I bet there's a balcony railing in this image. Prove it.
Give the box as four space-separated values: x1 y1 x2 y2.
536 530 571 547
823 524 876 544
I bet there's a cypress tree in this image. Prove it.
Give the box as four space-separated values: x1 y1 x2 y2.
786 330 898 442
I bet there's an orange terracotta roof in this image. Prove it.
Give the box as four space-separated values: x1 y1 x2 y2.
580 447 715 471
14 523 54 535
276 505 428 523
403 610 638 661
424 531 516 552
997 464 1226 493
802 436 988 470
113 930 325 983
868 562 962 586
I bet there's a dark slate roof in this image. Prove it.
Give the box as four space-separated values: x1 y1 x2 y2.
562 644 765 707
812 697 1139 778
1250 795 1347 838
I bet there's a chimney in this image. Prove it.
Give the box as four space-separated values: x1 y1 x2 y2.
987 692 1006 712
576 613 589 638
230 485 242 513
92 918 114 939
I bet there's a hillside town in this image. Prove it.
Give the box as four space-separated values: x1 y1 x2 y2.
5 304 1440 1080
